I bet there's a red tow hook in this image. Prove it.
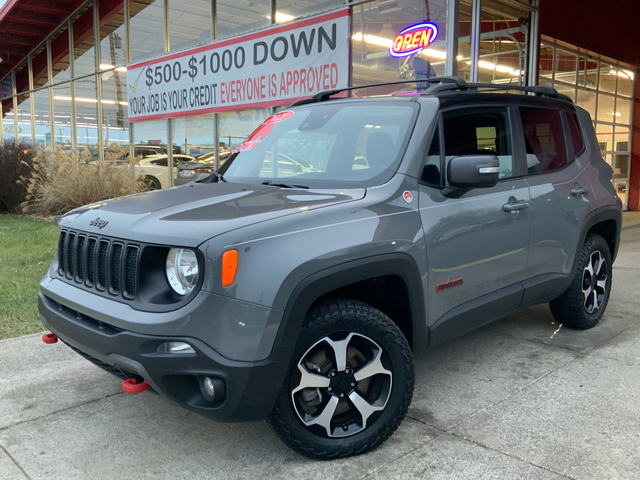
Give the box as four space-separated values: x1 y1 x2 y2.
42 332 58 344
122 378 151 394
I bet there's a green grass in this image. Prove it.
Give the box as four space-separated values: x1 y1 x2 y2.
0 215 59 340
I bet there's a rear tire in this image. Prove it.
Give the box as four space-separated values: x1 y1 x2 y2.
268 298 414 460
550 234 612 329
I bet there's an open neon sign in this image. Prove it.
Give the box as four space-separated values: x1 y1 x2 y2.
390 23 438 58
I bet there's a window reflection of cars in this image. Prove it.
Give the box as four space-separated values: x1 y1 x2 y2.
174 150 232 186
136 154 195 190
260 153 312 176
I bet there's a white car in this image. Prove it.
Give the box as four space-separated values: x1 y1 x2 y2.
135 154 195 190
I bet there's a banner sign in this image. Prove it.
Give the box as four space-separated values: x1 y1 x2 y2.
126 9 350 122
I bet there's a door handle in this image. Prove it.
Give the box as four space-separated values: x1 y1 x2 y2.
570 187 586 196
502 201 529 212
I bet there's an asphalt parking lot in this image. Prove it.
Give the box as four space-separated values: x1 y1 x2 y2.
1 225 639 480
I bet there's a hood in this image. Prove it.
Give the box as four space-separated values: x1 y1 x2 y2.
59 182 365 247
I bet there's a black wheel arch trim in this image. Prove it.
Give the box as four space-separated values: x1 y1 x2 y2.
572 205 622 276
271 252 427 367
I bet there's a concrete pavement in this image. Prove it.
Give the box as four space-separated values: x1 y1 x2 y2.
1 227 639 480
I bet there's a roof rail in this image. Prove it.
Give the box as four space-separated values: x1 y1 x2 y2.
422 76 573 102
289 76 574 107
289 79 433 106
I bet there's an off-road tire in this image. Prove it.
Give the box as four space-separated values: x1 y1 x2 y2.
550 234 612 329
268 298 414 460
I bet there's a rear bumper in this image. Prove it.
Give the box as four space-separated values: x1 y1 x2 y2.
38 291 286 422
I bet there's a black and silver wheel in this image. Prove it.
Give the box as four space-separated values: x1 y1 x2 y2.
269 298 414 459
550 234 613 329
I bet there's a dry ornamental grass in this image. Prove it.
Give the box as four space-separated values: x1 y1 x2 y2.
20 143 145 216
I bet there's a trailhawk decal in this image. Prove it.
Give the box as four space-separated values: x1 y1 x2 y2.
436 278 463 293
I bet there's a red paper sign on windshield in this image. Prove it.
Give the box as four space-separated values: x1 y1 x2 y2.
236 111 295 152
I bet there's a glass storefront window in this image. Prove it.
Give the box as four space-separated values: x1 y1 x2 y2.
576 88 596 119
101 71 129 150
52 83 73 147
73 5 97 77
171 114 214 156
2 104 16 143
170 114 214 183
16 94 32 144
129 0 165 63
614 127 630 155
456 0 473 81
595 123 613 153
598 63 617 94
169 0 212 52
132 119 169 187
583 57 598 89
613 126 630 204
615 96 632 125
616 70 634 97
554 49 577 85
99 1 128 69
477 1 530 85
216 0 270 40
276 0 344 23
351 0 449 90
75 77 99 150
33 88 51 147
538 44 553 86
596 93 615 123
51 25 71 84
219 108 270 150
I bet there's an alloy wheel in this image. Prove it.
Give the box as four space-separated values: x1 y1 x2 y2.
582 250 608 313
290 332 392 438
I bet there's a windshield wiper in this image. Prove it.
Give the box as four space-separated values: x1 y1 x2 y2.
212 171 228 183
262 180 309 189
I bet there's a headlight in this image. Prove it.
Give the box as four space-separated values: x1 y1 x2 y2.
166 248 199 295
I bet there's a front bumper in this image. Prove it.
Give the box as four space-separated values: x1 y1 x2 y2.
38 290 287 422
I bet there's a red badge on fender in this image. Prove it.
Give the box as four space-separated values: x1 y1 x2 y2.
403 191 413 203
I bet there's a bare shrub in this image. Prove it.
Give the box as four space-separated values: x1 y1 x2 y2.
0 142 35 212
20 143 144 216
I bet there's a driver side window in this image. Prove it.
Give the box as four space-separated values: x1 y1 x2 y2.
442 108 514 182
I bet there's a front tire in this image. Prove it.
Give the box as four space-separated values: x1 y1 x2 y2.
268 298 414 460
550 234 612 329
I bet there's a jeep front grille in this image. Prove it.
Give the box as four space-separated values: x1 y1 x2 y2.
57 229 140 299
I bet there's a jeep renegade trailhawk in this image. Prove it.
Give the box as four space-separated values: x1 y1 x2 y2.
39 77 622 459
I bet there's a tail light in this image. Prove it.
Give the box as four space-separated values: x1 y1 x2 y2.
194 168 212 174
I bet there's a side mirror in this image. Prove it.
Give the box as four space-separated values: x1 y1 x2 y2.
447 154 500 188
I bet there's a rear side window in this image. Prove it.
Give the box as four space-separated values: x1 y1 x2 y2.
442 108 513 181
519 107 567 173
566 112 585 158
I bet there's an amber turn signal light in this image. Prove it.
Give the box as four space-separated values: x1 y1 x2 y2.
221 250 238 286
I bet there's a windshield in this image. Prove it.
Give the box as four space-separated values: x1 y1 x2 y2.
217 102 418 188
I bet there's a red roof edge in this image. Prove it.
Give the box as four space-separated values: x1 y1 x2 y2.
0 0 22 23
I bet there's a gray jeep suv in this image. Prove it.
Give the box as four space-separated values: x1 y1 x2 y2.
38 77 622 459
